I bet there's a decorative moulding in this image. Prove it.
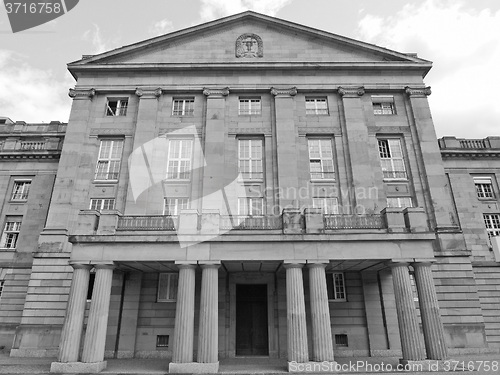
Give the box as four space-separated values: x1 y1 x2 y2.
68 88 96 99
270 87 297 97
337 86 365 98
203 87 230 97
235 33 263 58
405 86 432 97
135 87 162 98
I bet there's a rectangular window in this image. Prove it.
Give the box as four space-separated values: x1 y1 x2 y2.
372 96 395 115
313 198 339 214
106 99 128 116
157 273 178 302
156 335 170 348
1 219 21 249
386 197 413 208
483 214 500 240
326 272 346 301
89 198 115 211
166 139 193 180
172 98 194 116
378 139 407 180
11 180 31 201
238 139 263 180
238 197 264 216
164 198 188 215
335 334 348 347
308 139 335 180
306 97 329 115
239 98 261 115
474 177 495 199
95 139 124 180
0 280 4 301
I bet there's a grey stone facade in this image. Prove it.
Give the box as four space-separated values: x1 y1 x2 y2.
0 11 499 373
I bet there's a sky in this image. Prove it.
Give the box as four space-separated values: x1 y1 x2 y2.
0 0 499 138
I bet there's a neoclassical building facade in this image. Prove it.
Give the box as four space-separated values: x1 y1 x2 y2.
1 11 499 374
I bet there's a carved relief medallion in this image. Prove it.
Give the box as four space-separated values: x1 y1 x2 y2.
235 33 263 58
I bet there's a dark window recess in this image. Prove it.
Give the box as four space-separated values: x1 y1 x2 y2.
156 335 169 347
87 273 95 300
335 334 348 347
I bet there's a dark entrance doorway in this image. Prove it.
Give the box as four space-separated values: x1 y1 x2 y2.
236 284 269 356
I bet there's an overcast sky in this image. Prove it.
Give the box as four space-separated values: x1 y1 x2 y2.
0 0 498 138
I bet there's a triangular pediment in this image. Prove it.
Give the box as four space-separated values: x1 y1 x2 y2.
69 11 430 72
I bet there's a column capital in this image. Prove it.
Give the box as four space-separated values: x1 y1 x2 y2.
92 262 115 270
337 86 365 97
135 87 162 98
307 261 328 269
270 86 297 97
203 87 229 97
69 262 93 271
411 260 435 268
199 261 221 270
405 86 432 97
388 261 411 268
283 262 305 269
68 88 95 100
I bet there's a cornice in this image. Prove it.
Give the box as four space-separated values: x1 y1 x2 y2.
338 86 365 97
203 87 230 97
68 88 95 99
135 87 162 98
270 87 297 97
440 150 500 159
405 86 431 97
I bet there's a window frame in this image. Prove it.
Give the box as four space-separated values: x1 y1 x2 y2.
0 280 4 301
89 198 116 211
238 97 262 115
105 98 128 117
326 272 346 302
313 197 339 214
94 139 124 181
172 98 195 116
238 197 264 217
11 180 32 201
474 177 495 200
386 197 413 209
1 218 22 249
378 138 408 181
308 138 335 181
483 213 500 242
238 138 264 181
165 139 193 181
157 273 178 302
372 96 396 115
163 198 189 216
305 97 329 115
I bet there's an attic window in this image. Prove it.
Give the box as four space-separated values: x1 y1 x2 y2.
372 96 395 115
106 99 128 116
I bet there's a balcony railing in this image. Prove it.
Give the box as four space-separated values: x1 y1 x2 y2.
117 215 178 231
324 214 386 230
220 215 283 230
459 139 487 149
20 141 46 150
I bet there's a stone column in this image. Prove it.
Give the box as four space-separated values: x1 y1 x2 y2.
412 262 448 360
390 262 425 361
197 263 220 370
81 263 115 369
308 262 335 362
171 264 196 364
284 263 309 364
57 263 92 362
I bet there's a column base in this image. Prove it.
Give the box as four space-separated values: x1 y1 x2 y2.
50 361 107 373
288 361 338 372
399 359 446 371
169 361 219 374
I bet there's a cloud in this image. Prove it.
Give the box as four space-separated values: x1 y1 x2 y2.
0 50 71 123
82 24 107 54
356 0 500 138
200 0 293 21
149 19 174 37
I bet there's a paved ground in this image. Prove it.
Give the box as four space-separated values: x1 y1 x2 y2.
0 352 499 374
